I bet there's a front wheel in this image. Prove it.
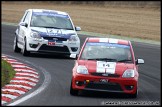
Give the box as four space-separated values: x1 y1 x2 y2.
70 80 79 96
13 36 21 53
130 88 138 98
22 38 30 56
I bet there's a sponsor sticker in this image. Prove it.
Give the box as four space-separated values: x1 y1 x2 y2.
48 41 55 46
47 29 62 36
32 12 69 18
48 40 63 47
86 43 130 48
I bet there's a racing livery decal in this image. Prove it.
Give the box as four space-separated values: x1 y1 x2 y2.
31 29 75 39
96 61 116 74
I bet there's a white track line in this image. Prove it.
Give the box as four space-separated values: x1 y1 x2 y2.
2 89 25 94
14 69 38 75
5 84 32 90
14 67 36 71
5 58 17 61
2 57 8 59
12 65 29 68
10 80 36 86
2 94 18 99
2 55 7 57
14 76 38 82
8 66 51 106
16 73 39 78
8 62 24 64
1 101 7 105
1 55 43 106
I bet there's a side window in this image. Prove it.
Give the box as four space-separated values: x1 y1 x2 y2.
23 11 30 24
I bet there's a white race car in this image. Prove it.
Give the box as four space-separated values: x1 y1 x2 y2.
14 9 81 56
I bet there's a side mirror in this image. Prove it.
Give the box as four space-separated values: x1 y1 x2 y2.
136 59 144 65
75 26 81 31
70 54 78 59
19 22 28 28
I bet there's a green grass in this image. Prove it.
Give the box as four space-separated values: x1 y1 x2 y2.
1 59 16 87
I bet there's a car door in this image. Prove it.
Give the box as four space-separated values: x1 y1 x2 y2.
18 11 31 47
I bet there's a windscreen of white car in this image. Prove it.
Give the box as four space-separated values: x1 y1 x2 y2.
30 11 74 30
81 42 133 63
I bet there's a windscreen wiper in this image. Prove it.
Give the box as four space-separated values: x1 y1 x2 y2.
34 26 61 29
60 28 74 30
34 26 74 30
87 58 117 62
117 59 132 63
43 26 61 29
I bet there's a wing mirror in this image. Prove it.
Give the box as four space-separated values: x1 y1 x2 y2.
75 26 81 31
20 22 28 28
136 59 144 65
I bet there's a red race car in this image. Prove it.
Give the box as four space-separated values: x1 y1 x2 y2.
70 37 144 98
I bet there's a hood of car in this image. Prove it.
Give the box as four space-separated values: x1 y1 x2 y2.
77 60 135 76
31 27 76 39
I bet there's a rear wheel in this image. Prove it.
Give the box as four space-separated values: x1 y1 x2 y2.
13 36 21 53
70 80 79 96
22 38 30 56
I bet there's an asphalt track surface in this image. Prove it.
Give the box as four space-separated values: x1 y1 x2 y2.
2 24 161 106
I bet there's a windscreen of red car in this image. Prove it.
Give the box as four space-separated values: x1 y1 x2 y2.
80 42 133 63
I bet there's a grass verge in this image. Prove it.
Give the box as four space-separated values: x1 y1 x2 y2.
1 59 16 87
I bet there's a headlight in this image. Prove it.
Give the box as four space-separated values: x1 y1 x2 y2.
77 65 88 74
69 35 78 42
30 31 42 39
122 69 135 78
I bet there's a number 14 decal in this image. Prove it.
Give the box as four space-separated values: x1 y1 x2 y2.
96 61 116 74
97 61 115 69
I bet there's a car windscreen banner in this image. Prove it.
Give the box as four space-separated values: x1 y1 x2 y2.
32 12 69 18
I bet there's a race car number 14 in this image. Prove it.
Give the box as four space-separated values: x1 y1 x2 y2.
96 61 116 74
97 61 115 68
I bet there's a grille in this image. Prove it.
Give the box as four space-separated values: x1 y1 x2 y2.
43 37 67 41
85 82 122 91
91 73 120 78
39 44 70 53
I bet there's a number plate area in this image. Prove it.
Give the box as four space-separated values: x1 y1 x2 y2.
48 41 55 46
48 40 63 47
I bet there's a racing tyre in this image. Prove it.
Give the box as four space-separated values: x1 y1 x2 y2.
13 36 21 53
130 88 138 98
70 80 79 96
22 38 30 56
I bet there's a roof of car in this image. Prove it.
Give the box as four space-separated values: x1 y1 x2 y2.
87 37 130 45
27 9 68 15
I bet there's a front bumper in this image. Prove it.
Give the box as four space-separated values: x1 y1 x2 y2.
72 73 138 94
26 37 80 54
